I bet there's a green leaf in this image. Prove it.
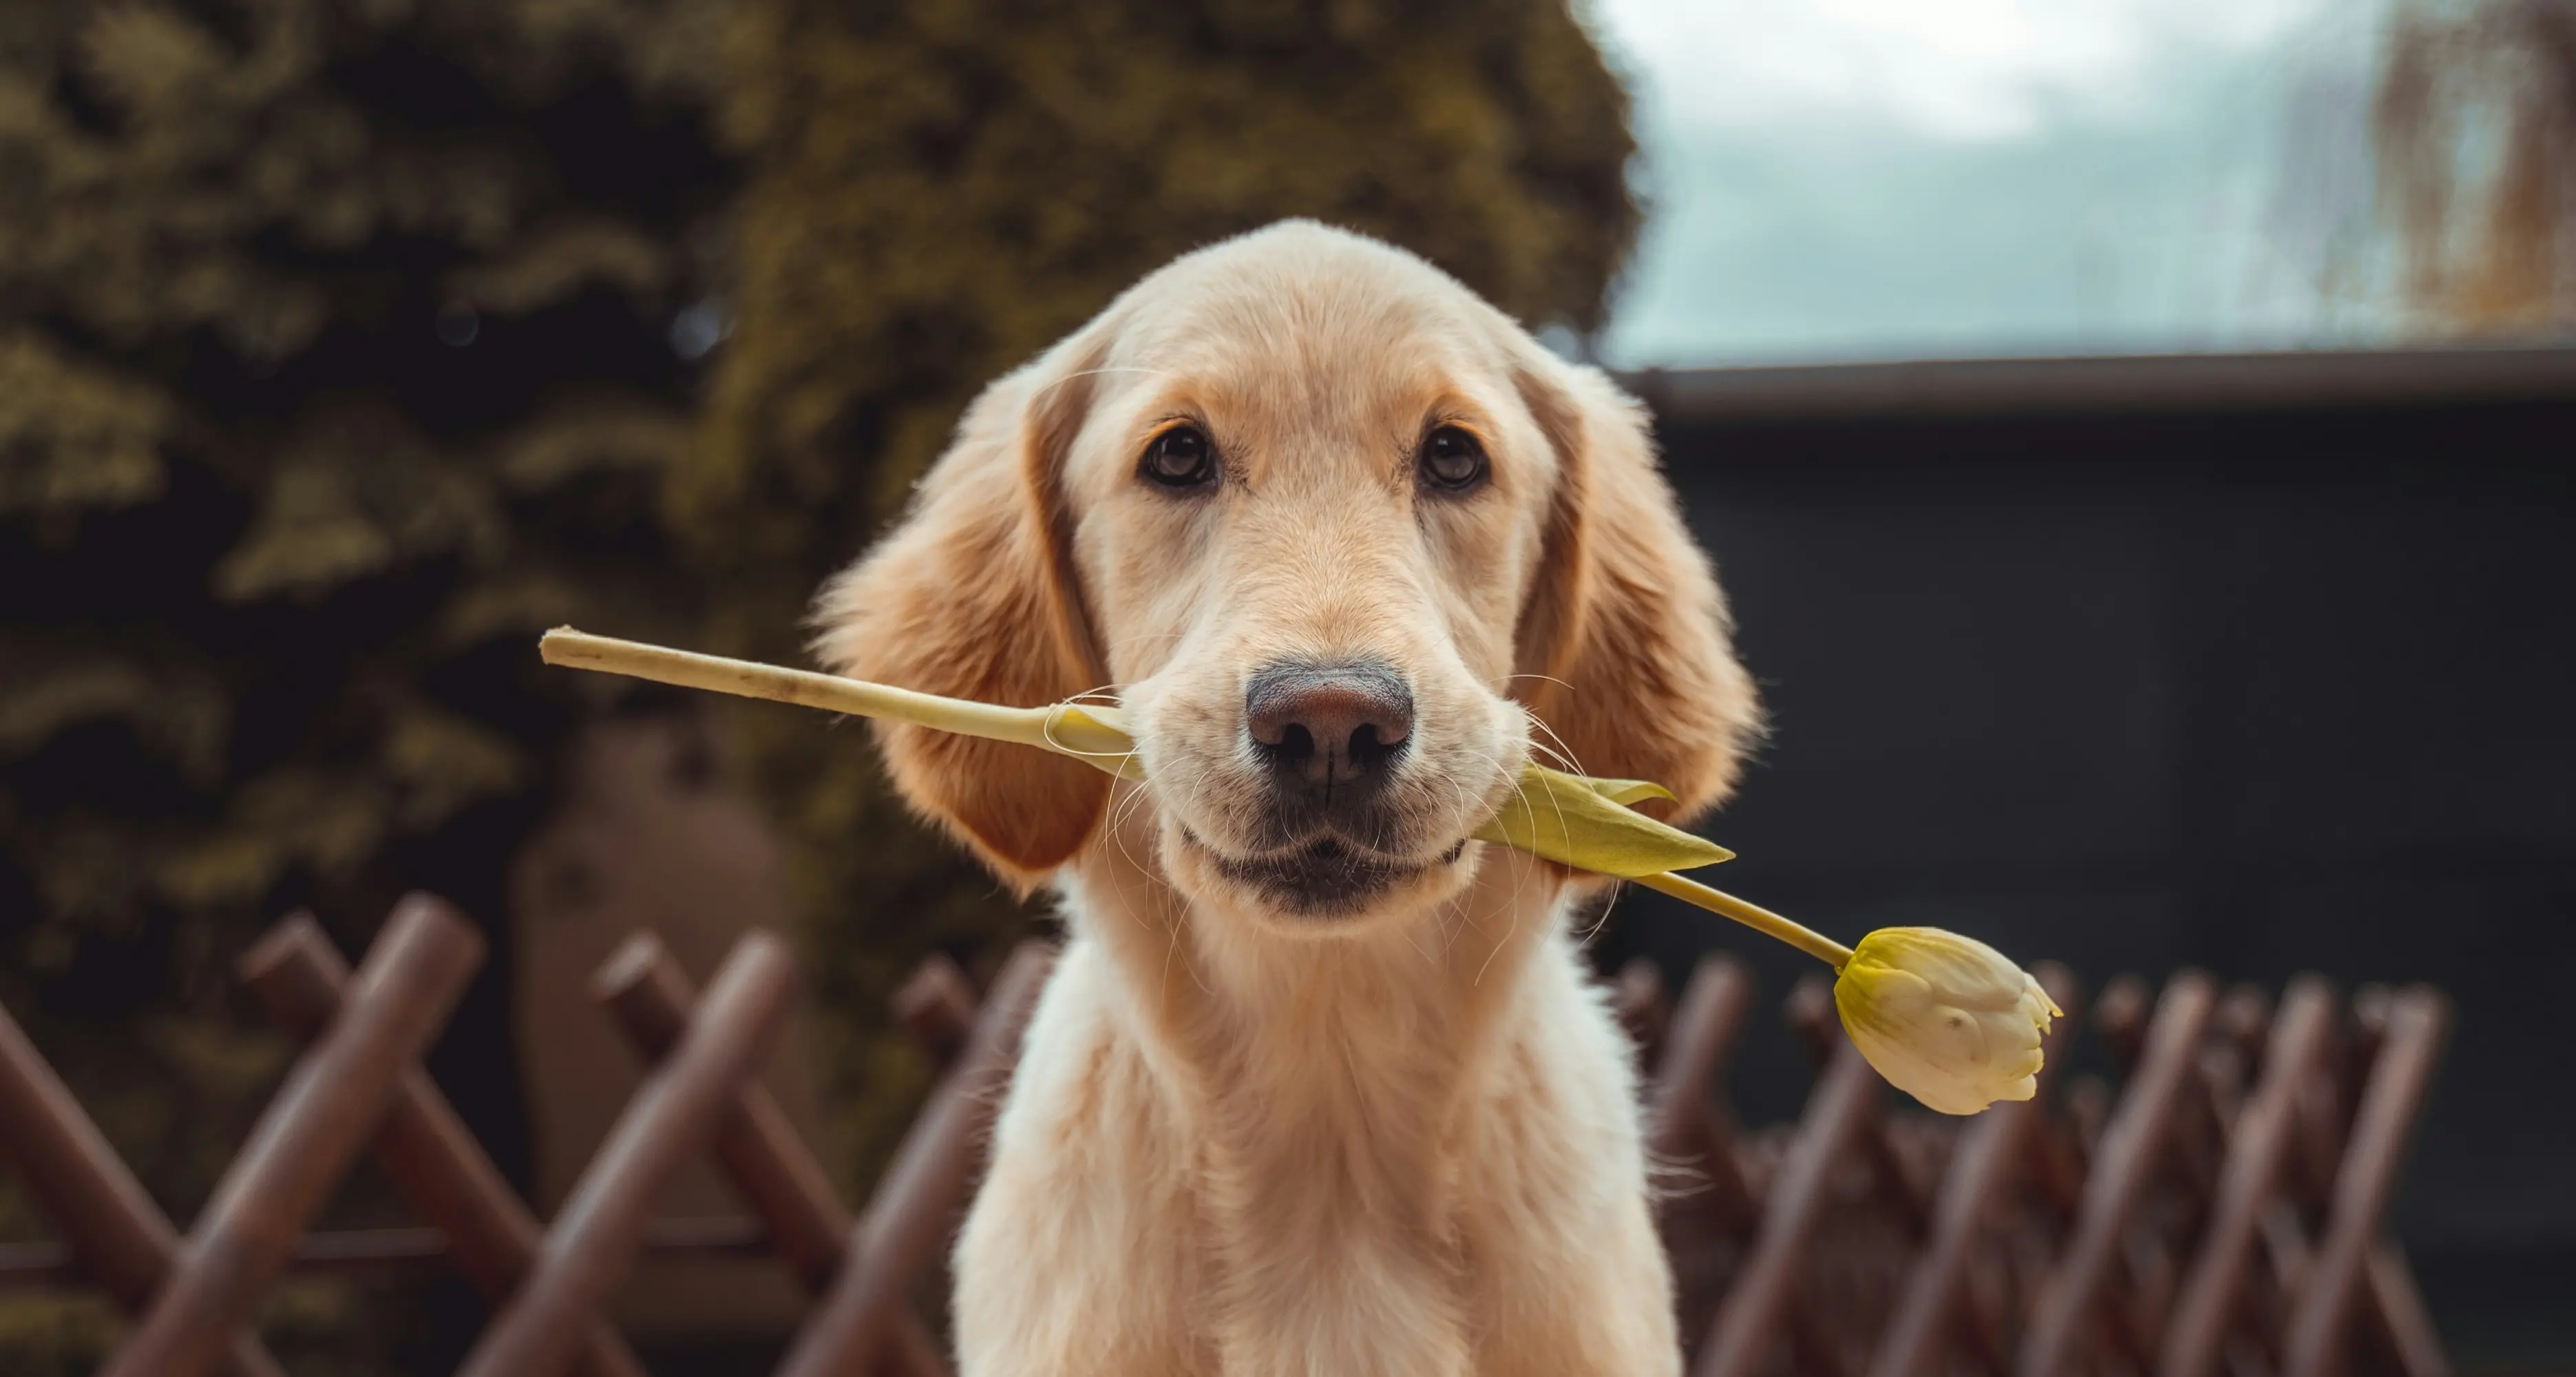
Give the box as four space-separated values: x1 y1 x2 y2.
1472 764 1732 877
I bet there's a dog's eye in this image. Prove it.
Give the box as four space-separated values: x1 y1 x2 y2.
1141 426 1217 491
1417 425 1488 493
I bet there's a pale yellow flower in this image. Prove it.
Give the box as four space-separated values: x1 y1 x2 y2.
1833 927 2061 1115
540 626 2060 1118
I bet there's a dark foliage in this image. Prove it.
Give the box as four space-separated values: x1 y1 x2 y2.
0 0 730 1365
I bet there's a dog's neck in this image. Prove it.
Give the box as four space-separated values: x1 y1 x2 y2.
1057 814 1583 1271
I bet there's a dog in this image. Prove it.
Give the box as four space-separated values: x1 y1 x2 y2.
816 221 1761 1376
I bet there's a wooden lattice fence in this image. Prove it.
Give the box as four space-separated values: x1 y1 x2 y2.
0 892 2450 1376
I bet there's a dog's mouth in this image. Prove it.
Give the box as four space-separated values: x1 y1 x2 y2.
1185 829 1470 917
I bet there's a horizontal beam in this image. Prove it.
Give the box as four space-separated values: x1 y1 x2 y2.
1622 345 2576 425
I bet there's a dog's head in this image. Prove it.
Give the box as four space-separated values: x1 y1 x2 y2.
817 222 1759 930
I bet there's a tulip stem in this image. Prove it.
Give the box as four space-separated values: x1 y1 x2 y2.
542 627 1861 970
540 627 1059 749
1632 871 1855 968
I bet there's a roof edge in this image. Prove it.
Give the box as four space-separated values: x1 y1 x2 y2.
1617 344 2576 423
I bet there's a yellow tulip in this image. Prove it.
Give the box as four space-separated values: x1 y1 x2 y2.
538 630 1727 870
1832 927 2061 1115
539 627 2061 1116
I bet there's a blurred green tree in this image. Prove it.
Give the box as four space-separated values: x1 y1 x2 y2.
682 0 1641 1182
2376 0 2575 328
0 0 730 1368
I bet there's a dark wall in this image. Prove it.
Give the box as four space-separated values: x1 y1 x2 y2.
1601 392 2576 1352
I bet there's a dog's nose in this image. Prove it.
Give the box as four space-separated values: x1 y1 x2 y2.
1245 662 1413 809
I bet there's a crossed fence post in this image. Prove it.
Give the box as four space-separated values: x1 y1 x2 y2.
2283 987 2452 1377
104 896 485 1377
0 988 289 1377
1693 977 1895 1377
2018 970 2221 1377
10 901 1049 1377
774 943 1057 1377
2158 976 2341 1377
457 931 801 1377
593 931 951 1377
236 906 649 1377
2138 978 2453 1377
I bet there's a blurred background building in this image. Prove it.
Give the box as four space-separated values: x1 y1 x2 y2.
0 0 2568 1372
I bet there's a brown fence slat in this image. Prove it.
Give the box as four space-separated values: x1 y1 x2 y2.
0 999 287 1377
2018 970 2219 1377
1693 979 1882 1377
458 929 801 1377
238 909 648 1377
774 941 1057 1377
2283 987 2451 1377
2159 976 2338 1377
595 932 951 1377
1870 965 2084 1377
104 894 486 1377
1649 953 1760 1347
1647 954 1757 1232
594 932 849 1288
894 955 980 1069
2312 992 2451 1377
2365 1240 2453 1377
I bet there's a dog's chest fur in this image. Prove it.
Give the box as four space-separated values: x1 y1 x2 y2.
948 847 1682 1377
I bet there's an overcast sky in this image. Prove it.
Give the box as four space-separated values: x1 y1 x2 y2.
1585 0 2401 365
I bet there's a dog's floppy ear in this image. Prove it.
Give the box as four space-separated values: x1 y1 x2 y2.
1512 356 1762 826
812 341 1110 889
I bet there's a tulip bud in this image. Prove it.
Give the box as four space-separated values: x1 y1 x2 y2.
1833 927 2061 1115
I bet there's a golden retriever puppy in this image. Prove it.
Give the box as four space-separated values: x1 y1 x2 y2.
816 221 1760 1376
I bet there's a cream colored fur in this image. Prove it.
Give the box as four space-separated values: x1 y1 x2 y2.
814 222 1761 1376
